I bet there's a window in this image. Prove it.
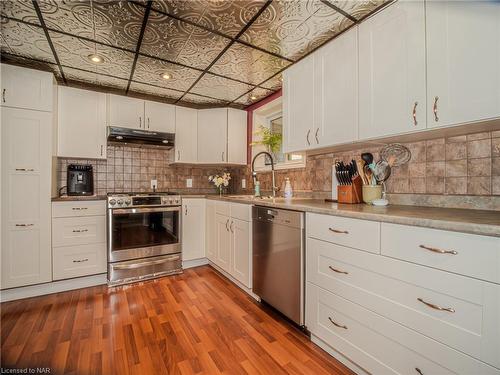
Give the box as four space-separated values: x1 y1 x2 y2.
266 113 304 168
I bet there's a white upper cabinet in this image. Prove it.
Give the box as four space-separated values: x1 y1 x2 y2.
359 0 426 140
197 108 228 163
175 106 198 163
0 64 53 112
227 108 247 165
426 0 500 128
315 26 358 147
283 54 315 153
57 86 107 159
108 94 145 129
144 100 175 132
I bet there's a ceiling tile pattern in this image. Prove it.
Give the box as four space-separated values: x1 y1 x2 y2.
0 0 388 108
209 42 290 86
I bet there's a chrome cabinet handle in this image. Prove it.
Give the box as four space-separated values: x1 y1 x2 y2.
2 88 5 103
433 96 439 122
147 117 150 129
329 228 349 234
72 207 88 211
15 168 35 171
328 316 347 330
73 258 89 263
315 128 319 144
72 229 88 233
225 219 229 231
329 265 348 275
419 244 457 255
417 297 455 313
16 223 34 227
139 116 142 128
412 101 418 126
230 221 234 233
177 150 180 161
100 145 103 156
185 205 188 215
221 151 225 162
306 129 311 146
415 368 424 375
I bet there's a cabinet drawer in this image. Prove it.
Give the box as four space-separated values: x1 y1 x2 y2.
306 213 380 253
306 284 499 375
307 238 500 367
381 223 500 283
52 216 106 247
53 243 106 280
230 202 251 222
215 201 230 216
52 200 106 218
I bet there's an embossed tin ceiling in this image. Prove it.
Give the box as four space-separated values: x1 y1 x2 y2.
0 0 388 109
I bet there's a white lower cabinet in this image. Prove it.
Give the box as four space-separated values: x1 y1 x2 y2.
305 212 500 374
207 201 251 288
181 198 206 262
51 201 107 281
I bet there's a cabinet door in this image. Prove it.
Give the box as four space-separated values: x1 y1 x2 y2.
206 200 216 262
1 108 52 289
175 106 198 163
0 64 53 112
227 108 247 165
316 27 358 147
283 55 315 153
197 108 227 163
182 199 206 261
58 86 107 159
215 213 231 272
230 218 251 288
426 1 500 128
358 0 426 139
108 94 144 129
144 100 175 132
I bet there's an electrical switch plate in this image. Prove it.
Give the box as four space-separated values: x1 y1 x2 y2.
151 179 157 190
186 178 193 188
242 178 246 189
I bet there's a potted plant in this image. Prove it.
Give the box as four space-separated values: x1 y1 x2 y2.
250 125 283 164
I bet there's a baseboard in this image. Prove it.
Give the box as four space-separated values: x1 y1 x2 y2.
0 273 107 303
208 261 260 301
183 257 209 269
310 334 368 375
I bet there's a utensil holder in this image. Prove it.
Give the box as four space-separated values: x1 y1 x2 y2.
337 176 363 204
362 185 383 204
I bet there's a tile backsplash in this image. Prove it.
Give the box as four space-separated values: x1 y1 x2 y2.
56 146 246 196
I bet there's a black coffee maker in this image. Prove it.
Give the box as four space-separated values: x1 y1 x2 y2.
67 164 94 196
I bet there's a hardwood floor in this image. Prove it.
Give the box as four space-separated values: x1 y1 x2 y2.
1 266 354 375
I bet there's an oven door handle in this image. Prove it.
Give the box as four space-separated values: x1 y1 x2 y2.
112 206 180 214
112 255 181 270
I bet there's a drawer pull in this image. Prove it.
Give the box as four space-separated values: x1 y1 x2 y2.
328 228 349 234
73 258 89 263
15 168 35 171
328 316 348 330
15 223 34 227
72 207 88 211
415 368 424 375
417 298 455 313
419 244 457 255
72 229 89 233
328 265 348 275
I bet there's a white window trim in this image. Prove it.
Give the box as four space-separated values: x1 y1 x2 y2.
252 110 306 172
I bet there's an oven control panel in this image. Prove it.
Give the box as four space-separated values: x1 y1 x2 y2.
107 193 181 208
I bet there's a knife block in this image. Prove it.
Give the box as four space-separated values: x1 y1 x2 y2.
337 176 363 204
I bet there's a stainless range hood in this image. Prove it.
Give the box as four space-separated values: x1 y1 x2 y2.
107 126 175 148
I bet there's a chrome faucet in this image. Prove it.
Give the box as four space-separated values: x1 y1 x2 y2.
251 151 279 198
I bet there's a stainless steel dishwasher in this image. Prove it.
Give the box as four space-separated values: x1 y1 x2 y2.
252 206 305 326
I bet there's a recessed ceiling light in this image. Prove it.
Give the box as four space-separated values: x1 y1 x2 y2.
88 54 104 64
251 95 257 100
161 72 172 80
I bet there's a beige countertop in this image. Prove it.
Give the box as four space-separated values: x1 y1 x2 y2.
52 195 107 202
205 195 500 238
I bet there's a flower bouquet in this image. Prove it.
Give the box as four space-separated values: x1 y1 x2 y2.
209 172 231 196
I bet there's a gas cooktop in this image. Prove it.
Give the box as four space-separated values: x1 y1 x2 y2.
107 191 181 208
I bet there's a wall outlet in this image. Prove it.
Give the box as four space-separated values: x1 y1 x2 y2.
186 178 193 188
242 178 246 189
151 179 157 190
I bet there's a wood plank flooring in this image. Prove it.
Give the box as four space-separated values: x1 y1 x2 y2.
1 266 354 375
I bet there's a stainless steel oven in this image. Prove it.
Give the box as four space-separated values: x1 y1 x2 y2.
107 192 182 286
